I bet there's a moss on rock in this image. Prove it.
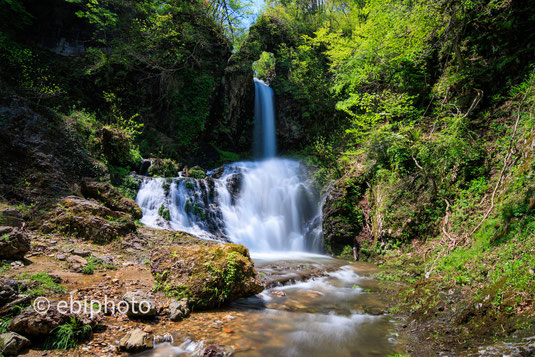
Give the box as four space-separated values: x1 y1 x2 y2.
151 243 263 309
147 158 181 178
42 196 136 244
81 179 142 219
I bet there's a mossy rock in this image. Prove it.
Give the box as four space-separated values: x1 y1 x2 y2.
147 158 181 178
81 179 142 219
42 196 136 244
151 243 263 309
188 166 206 179
98 126 139 168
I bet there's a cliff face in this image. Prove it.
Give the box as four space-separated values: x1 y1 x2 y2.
0 95 98 204
0 0 238 165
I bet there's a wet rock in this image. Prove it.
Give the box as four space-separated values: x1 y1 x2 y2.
0 332 30 355
139 159 152 175
0 208 23 228
0 226 30 260
168 298 190 321
153 333 173 344
322 177 366 255
122 291 157 318
42 196 136 243
226 173 243 204
8 302 102 338
9 261 24 269
118 328 153 353
81 179 142 219
210 166 225 179
67 255 88 273
151 244 263 309
202 344 233 357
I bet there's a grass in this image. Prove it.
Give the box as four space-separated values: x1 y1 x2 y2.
0 317 12 333
17 272 65 297
44 317 92 350
81 255 116 275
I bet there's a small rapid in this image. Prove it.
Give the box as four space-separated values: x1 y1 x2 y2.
141 257 401 357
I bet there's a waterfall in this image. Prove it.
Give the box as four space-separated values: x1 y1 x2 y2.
136 79 323 253
254 78 276 159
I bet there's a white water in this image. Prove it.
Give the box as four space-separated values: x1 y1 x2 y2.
136 79 323 253
254 78 276 158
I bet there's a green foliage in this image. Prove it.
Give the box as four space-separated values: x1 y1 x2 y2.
80 255 108 275
338 245 354 261
170 72 214 151
116 174 141 200
0 35 63 100
64 109 101 156
158 204 170 221
66 0 118 43
17 272 65 298
148 159 180 178
0 0 32 31
253 51 276 80
189 169 206 179
102 92 144 139
0 317 12 333
211 145 241 163
44 317 92 350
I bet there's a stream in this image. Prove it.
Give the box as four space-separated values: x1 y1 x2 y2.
141 254 401 356
134 79 402 356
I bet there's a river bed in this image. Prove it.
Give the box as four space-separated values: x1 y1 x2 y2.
143 254 402 357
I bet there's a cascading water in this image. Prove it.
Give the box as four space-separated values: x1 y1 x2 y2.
253 78 276 158
136 79 323 253
137 79 401 357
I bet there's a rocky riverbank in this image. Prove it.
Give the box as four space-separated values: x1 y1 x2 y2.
0 192 263 356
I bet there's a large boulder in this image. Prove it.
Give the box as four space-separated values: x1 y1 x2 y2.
0 332 30 355
42 196 136 243
0 226 30 260
8 302 102 338
151 244 263 309
0 97 98 204
81 179 142 219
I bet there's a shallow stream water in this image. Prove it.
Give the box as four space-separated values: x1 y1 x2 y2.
142 254 401 357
